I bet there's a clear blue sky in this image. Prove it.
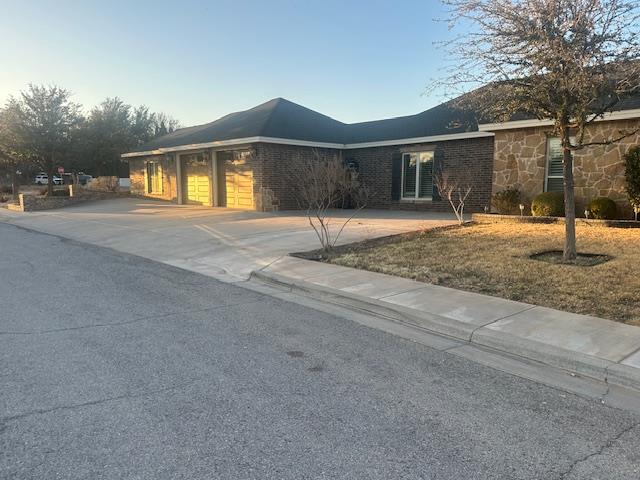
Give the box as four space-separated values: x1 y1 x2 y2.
0 0 456 126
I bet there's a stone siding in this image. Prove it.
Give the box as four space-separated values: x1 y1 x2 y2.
17 190 128 212
492 119 640 216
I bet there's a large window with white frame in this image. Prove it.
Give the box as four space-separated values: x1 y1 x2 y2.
402 151 434 200
545 137 574 193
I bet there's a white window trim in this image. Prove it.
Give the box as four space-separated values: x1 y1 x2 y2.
478 108 640 131
544 137 574 192
401 151 433 201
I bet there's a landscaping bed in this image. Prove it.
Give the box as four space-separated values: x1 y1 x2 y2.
312 222 640 325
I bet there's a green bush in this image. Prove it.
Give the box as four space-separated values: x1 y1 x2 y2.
492 187 522 214
588 197 618 220
531 191 564 217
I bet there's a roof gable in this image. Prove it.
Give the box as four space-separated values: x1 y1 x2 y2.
128 87 640 154
130 97 477 153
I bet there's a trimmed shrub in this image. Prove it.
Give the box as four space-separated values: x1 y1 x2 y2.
492 187 522 214
588 197 617 220
531 191 564 217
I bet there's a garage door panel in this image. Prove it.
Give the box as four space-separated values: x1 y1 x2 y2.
183 153 212 205
218 150 254 209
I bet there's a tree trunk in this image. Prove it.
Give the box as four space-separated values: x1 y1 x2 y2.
562 128 577 261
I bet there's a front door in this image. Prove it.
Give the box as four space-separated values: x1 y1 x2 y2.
182 153 211 205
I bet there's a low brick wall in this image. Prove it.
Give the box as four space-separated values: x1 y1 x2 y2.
472 213 640 228
17 189 128 212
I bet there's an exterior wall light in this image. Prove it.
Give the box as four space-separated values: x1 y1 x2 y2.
519 204 525 217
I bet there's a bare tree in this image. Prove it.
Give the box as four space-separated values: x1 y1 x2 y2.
434 169 472 224
432 0 640 261
290 151 369 252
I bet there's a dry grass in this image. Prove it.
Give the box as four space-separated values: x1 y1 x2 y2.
328 222 640 325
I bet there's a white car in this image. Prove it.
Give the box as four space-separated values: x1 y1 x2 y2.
34 173 63 185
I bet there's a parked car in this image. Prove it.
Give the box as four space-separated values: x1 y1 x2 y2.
34 173 63 185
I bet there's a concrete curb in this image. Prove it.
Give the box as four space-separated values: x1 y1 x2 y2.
251 269 481 341
252 267 640 393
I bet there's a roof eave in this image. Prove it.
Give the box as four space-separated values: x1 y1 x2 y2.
479 108 640 132
121 131 494 158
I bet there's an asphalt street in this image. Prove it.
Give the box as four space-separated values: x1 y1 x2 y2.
1 223 639 479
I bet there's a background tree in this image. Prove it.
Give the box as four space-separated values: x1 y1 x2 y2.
434 0 640 261
71 101 180 177
12 84 82 194
152 112 181 138
0 101 32 200
77 98 134 176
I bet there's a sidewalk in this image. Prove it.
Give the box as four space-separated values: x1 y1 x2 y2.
254 256 640 392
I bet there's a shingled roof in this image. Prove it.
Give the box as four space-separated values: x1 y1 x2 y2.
129 97 476 153
128 93 640 154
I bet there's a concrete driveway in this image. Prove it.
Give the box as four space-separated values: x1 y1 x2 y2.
0 198 455 282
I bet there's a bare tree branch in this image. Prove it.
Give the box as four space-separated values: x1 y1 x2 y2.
289 151 370 252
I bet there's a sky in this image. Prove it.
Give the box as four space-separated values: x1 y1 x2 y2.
0 0 458 127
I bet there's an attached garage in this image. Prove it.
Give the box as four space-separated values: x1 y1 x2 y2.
218 150 254 209
124 96 497 212
181 152 212 205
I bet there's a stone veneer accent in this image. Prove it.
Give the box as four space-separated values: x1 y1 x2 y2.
17 190 127 212
492 118 640 216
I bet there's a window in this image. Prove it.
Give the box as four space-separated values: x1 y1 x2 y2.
402 151 434 199
545 138 573 193
146 160 163 194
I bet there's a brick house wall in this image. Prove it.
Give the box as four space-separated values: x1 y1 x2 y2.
129 155 178 202
253 143 342 211
126 137 494 213
491 118 640 217
347 136 495 212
